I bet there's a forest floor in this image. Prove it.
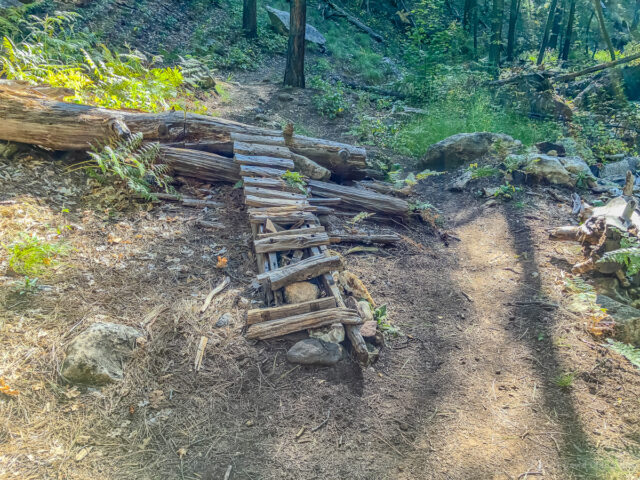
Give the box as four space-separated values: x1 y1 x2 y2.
1 71 640 480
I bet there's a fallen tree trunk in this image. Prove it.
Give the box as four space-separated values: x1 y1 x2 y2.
322 1 384 43
161 147 240 183
0 82 366 178
308 180 410 215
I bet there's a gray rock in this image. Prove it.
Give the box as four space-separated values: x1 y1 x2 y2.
215 312 232 328
597 295 640 346
419 132 520 170
286 338 342 366
277 92 294 102
599 158 640 181
266 6 326 46
523 154 574 187
356 300 374 323
558 156 594 180
309 323 345 344
61 322 142 385
449 170 473 191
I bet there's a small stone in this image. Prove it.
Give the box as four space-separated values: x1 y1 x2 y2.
284 281 319 304
309 323 345 344
286 338 342 366
360 321 378 339
277 92 294 102
356 300 374 322
215 313 232 328
61 322 142 386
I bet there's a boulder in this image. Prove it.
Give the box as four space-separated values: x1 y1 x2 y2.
286 338 342 366
597 295 640 346
449 170 473 191
284 281 320 304
522 154 574 187
599 158 639 181
61 322 142 385
592 277 630 304
558 156 596 184
265 6 326 47
419 132 520 171
309 323 345 344
530 91 573 119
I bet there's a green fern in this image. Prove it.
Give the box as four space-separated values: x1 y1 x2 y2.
86 133 174 200
597 247 640 276
606 340 640 369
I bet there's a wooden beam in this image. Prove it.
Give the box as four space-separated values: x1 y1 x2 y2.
240 165 287 178
230 133 286 145
254 231 330 253
245 195 310 209
249 210 317 224
256 226 325 239
234 154 295 170
244 186 306 200
329 233 400 245
308 180 409 215
256 254 343 291
242 176 290 190
246 297 336 325
246 307 362 339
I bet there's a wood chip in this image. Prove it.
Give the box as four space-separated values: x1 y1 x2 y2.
200 276 230 314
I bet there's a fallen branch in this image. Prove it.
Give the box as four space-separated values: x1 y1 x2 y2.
322 1 384 42
200 276 230 314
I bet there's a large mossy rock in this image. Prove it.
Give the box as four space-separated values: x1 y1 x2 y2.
418 132 520 171
61 322 142 385
265 6 326 46
597 295 640 346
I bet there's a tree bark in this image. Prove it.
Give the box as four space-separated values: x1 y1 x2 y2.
593 0 615 60
537 0 559 65
489 0 504 66
505 0 520 61
548 0 564 50
560 0 576 60
284 0 306 88
463 0 476 29
242 0 258 38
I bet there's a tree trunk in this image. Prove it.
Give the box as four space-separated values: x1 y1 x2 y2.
548 0 564 50
473 4 478 58
632 0 640 33
463 0 475 29
242 0 258 38
536 0 559 64
505 0 520 61
489 0 504 66
585 9 595 55
593 0 615 60
560 0 576 60
284 0 306 88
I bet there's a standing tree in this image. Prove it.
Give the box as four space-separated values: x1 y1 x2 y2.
488 0 504 66
505 0 520 61
242 0 258 38
592 0 615 60
560 0 576 60
284 0 306 87
548 0 564 50
536 0 559 64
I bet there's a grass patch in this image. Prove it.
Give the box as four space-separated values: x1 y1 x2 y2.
4 233 69 277
393 91 562 157
553 371 575 388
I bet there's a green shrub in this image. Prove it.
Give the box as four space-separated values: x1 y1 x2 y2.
5 233 69 276
309 75 349 119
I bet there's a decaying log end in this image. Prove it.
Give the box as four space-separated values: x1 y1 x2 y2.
109 118 131 139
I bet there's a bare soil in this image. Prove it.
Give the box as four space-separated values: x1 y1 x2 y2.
1 75 640 480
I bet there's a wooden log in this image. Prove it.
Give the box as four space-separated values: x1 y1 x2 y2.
234 141 294 159
234 154 295 170
329 233 400 245
254 232 330 253
249 210 317 224
244 186 306 200
245 195 310 209
247 297 337 325
246 307 362 339
231 133 286 145
0 82 366 178
256 226 325 239
161 147 240 183
324 0 384 42
307 180 409 215
242 176 290 190
240 165 287 178
256 254 343 291
309 197 341 206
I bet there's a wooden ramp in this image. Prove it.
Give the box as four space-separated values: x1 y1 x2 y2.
236 139 371 364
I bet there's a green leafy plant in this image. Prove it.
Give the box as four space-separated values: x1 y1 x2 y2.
349 212 375 224
281 170 307 194
416 169 445 180
18 275 40 295
468 164 500 180
606 340 640 370
373 304 400 336
5 233 69 276
308 75 349 119
597 248 640 276
493 183 522 200
83 133 173 200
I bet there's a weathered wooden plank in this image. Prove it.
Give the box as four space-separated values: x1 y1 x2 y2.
252 223 274 305
249 210 317 225
246 297 337 325
240 165 287 178
256 254 343 291
308 180 409 215
230 133 286 146
244 186 306 200
256 226 325 239
234 141 293 159
329 233 400 245
234 154 295 170
245 195 310 209
309 197 341 206
254 232 330 253
161 147 240 183
242 176 290 190
246 308 362 339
